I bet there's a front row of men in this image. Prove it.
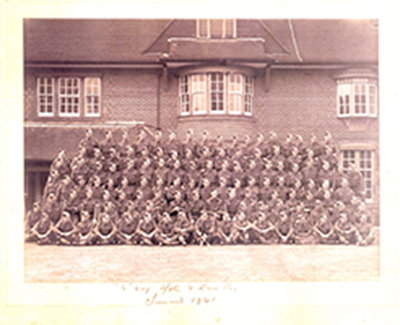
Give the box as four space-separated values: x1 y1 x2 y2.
26 194 376 246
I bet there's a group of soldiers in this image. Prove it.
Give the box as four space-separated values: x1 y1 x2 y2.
25 127 376 246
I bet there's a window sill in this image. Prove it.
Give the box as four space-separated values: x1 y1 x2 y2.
178 114 254 122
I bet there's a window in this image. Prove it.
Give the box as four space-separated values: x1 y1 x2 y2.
337 78 378 117
197 19 209 38
85 78 101 116
192 75 207 114
341 150 374 201
37 77 55 116
36 77 101 118
196 19 236 38
359 151 373 200
244 76 253 115
228 74 242 115
179 76 190 115
59 78 80 116
210 73 225 113
179 72 253 116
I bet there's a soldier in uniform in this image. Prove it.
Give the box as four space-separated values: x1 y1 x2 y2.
199 177 213 202
334 212 358 245
318 145 338 170
216 175 229 202
355 213 376 246
187 189 205 222
173 210 194 245
205 188 224 219
309 134 324 157
291 210 314 245
334 178 355 205
165 130 181 156
217 212 235 245
313 213 336 244
332 165 347 191
25 202 43 237
270 145 285 172
92 211 118 245
71 209 96 246
347 163 365 198
79 128 99 158
274 210 293 244
194 211 218 246
259 176 273 203
231 210 251 244
99 130 116 159
53 211 76 245
285 163 303 188
44 192 62 224
50 149 70 178
154 212 178 246
181 129 196 157
301 156 318 183
316 160 335 188
137 208 158 246
29 212 56 245
168 190 188 218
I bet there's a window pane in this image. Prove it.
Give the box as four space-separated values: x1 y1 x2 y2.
359 150 373 200
369 85 377 115
59 78 80 116
210 73 224 112
198 19 208 38
84 78 101 116
224 19 235 38
37 78 54 115
210 19 223 38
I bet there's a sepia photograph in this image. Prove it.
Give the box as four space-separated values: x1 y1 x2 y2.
23 18 380 283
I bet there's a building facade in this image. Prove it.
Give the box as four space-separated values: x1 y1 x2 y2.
24 19 379 219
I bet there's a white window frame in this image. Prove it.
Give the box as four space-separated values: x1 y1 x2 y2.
179 76 190 116
337 84 351 117
368 84 377 117
197 19 210 38
223 19 236 38
191 74 207 115
228 73 242 115
244 76 253 116
179 72 253 117
58 77 81 117
337 78 378 118
209 73 225 114
37 77 55 117
196 19 236 39
353 83 368 116
341 150 374 202
84 77 101 117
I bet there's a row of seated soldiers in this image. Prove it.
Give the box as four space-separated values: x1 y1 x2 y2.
24 127 376 245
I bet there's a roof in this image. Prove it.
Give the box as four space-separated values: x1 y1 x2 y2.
24 19 378 65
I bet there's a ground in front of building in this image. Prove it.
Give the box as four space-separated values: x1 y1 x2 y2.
25 243 379 282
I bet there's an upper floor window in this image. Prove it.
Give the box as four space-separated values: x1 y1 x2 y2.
36 76 101 118
179 71 253 117
37 77 55 117
84 77 101 117
337 78 378 117
197 19 236 39
59 78 80 117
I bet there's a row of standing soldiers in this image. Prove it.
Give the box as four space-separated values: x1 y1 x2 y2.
25 128 376 246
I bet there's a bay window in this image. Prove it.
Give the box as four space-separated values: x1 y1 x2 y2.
179 71 254 116
337 78 378 117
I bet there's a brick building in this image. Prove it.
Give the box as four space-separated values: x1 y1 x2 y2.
24 19 379 218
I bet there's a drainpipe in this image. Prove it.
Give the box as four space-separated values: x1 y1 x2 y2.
157 69 162 130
